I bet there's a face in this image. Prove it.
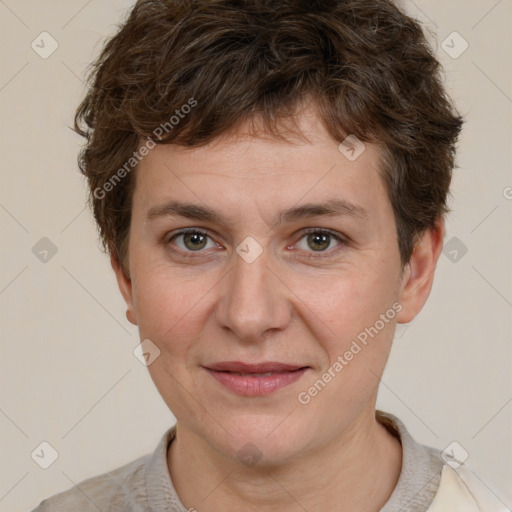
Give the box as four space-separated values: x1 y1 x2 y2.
113 106 442 466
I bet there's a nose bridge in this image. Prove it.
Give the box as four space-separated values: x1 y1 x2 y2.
215 244 290 342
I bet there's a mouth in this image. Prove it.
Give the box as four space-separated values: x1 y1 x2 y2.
203 361 310 396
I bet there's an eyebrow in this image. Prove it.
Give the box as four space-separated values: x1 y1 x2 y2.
145 198 368 224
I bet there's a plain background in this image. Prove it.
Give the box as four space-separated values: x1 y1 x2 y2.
1 1 511 511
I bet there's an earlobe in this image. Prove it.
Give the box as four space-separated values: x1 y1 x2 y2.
110 253 138 326
396 218 445 324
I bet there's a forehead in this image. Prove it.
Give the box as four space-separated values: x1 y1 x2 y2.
132 107 390 226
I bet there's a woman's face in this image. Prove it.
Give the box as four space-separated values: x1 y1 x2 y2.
114 107 421 465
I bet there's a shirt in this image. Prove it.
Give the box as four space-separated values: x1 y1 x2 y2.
31 410 509 511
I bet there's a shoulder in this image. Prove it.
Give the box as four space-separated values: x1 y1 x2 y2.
427 463 510 512
30 453 150 512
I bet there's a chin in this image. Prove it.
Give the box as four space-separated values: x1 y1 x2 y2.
202 412 317 468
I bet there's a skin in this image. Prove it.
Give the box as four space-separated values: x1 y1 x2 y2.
112 105 444 512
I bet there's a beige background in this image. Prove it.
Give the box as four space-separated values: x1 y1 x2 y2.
1 1 511 510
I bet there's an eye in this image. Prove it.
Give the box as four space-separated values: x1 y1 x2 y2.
166 227 347 259
295 229 345 258
168 229 217 254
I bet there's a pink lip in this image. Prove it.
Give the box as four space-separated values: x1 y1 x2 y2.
204 361 309 396
207 361 305 373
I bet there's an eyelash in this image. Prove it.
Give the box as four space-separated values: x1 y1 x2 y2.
166 227 347 260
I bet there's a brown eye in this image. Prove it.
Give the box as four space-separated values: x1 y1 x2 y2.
295 229 345 258
181 232 208 251
169 230 214 253
306 232 331 252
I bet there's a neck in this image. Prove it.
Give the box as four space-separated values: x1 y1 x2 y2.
167 407 402 512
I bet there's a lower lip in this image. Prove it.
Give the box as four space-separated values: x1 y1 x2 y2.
205 368 309 396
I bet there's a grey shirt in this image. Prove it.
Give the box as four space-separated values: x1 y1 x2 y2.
32 410 445 511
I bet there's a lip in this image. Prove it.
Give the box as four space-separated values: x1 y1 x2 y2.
206 361 306 373
203 361 310 396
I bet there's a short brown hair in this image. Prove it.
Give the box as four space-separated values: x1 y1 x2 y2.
74 0 463 275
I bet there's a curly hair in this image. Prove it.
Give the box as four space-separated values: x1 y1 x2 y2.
74 0 463 275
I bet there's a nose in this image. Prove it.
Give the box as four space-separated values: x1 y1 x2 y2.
214 243 292 344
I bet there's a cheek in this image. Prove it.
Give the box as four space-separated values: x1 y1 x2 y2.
304 273 400 406
133 270 209 416
300 279 398 417
314 267 397 338
132 265 210 351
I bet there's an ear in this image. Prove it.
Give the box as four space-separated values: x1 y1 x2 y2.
110 253 137 326
396 217 445 324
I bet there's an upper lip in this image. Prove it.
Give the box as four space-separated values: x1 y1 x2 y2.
205 361 307 373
